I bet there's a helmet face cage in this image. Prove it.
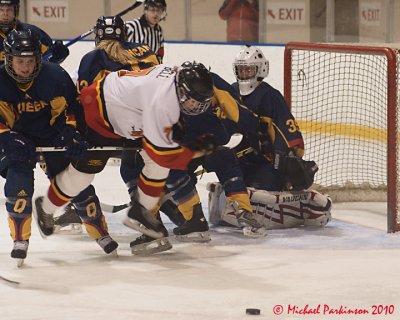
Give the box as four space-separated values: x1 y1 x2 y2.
4 29 42 84
233 46 269 95
0 0 20 30
94 16 126 46
176 61 214 115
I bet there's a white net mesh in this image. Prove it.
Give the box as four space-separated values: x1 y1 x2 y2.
285 43 400 232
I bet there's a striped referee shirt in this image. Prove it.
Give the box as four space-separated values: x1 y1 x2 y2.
125 15 164 63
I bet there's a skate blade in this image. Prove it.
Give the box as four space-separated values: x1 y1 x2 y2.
109 249 118 257
16 259 24 268
54 224 83 235
123 217 165 239
131 238 172 256
243 226 267 238
175 231 211 243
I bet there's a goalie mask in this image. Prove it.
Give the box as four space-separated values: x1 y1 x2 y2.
94 15 126 46
233 45 269 96
0 0 19 31
4 29 42 84
175 61 214 115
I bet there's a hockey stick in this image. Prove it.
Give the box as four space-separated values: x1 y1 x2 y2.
99 135 247 213
36 146 140 152
0 275 69 293
193 146 254 176
42 0 144 61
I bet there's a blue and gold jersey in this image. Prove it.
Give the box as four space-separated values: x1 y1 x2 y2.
0 62 78 144
211 73 258 131
0 22 53 63
232 81 304 157
76 42 159 93
176 73 259 148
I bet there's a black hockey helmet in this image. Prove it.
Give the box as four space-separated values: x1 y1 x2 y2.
144 0 166 11
0 0 20 30
4 29 42 83
94 15 126 46
176 61 214 115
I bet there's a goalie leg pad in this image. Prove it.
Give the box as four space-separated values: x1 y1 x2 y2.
209 182 332 229
250 188 332 228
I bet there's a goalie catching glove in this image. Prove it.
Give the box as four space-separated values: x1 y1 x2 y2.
274 151 318 191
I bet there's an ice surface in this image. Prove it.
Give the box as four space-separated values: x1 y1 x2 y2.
0 166 400 320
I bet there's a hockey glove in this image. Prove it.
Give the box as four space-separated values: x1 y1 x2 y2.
274 151 318 191
53 126 91 160
187 134 217 155
48 40 70 64
0 131 36 162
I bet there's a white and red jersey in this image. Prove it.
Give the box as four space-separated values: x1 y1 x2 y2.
80 64 195 170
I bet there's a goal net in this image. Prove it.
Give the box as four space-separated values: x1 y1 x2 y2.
284 42 400 233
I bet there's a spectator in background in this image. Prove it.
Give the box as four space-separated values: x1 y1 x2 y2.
219 0 259 43
125 0 166 63
0 0 69 64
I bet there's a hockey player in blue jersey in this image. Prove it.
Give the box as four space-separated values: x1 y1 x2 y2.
152 48 331 241
0 0 69 64
0 29 88 266
208 45 331 229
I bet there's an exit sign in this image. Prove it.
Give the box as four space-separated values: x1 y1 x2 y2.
29 0 69 22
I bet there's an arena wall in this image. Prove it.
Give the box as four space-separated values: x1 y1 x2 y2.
60 41 286 93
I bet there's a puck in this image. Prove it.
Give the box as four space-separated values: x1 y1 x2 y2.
246 308 261 315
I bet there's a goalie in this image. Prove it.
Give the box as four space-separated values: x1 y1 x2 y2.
208 45 332 230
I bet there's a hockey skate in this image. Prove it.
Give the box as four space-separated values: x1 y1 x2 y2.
11 240 29 268
33 197 54 238
54 203 83 234
173 203 211 242
160 199 186 226
96 235 119 256
130 234 172 255
123 198 168 239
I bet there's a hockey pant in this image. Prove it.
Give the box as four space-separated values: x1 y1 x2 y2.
208 182 332 229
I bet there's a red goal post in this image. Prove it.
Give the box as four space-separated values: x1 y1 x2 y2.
284 42 400 233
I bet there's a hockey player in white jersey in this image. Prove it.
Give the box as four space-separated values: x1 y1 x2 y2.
34 62 217 254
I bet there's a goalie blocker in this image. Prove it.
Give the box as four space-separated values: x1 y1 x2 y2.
207 182 332 229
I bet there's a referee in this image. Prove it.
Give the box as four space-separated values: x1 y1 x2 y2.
125 0 166 63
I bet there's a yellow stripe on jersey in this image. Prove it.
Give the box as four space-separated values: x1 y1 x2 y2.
49 96 67 126
213 86 240 123
0 101 16 129
96 78 111 129
143 136 184 155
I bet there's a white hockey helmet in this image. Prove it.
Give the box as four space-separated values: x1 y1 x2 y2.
233 45 269 96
